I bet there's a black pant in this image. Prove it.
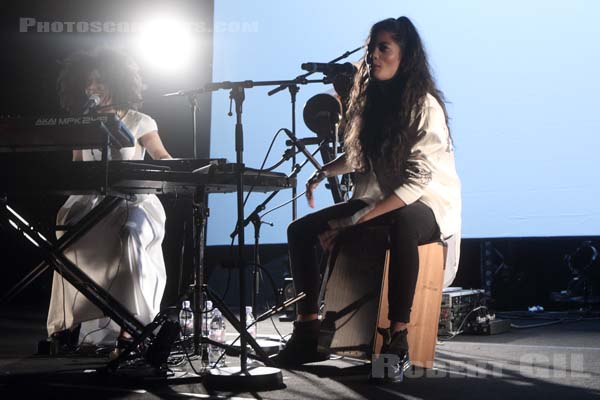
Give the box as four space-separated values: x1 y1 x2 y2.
287 200 440 322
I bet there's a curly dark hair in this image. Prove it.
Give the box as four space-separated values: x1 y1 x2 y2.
344 17 449 174
57 47 143 113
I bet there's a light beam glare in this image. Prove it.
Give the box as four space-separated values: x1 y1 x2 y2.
137 17 195 72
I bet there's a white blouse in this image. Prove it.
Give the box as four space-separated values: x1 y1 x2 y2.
82 110 158 162
351 93 462 286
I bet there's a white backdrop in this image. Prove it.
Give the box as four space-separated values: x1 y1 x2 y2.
206 0 600 244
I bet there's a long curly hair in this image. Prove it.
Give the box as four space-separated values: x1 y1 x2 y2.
344 17 449 174
57 47 143 114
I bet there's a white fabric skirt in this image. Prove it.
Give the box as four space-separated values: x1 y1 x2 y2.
46 194 167 345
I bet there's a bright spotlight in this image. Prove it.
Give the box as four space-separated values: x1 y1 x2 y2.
137 17 196 72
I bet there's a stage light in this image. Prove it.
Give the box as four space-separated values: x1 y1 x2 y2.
136 17 196 72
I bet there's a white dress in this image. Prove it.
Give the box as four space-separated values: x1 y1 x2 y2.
46 110 167 345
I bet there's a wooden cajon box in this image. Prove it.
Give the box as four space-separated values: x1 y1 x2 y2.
318 226 445 368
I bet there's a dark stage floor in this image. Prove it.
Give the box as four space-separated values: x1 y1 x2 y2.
1 305 600 400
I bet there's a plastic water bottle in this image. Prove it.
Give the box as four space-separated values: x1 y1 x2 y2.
201 300 213 367
180 300 194 338
202 300 213 338
208 309 226 367
246 306 257 339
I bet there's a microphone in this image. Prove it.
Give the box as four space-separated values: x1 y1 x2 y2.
81 94 101 115
283 129 322 170
301 62 356 76
284 137 322 147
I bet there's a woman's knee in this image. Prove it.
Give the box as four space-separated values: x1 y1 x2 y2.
287 211 320 237
389 204 438 244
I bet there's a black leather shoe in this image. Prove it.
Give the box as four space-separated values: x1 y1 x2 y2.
271 320 329 368
109 336 142 361
49 324 81 353
369 327 411 384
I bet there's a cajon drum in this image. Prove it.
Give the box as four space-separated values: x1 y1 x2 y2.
318 226 445 368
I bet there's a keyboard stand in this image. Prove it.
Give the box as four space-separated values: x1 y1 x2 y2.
0 195 148 340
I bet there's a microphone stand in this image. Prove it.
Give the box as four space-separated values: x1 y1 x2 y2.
288 84 299 222
168 76 329 391
154 93 212 364
267 45 364 224
188 95 200 160
183 93 206 359
231 144 325 316
267 45 364 97
252 149 322 298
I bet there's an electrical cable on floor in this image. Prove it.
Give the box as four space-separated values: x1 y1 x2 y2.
496 310 600 320
438 307 600 341
161 306 205 375
495 310 600 329
438 305 489 341
498 312 600 329
508 319 570 329
179 334 205 376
